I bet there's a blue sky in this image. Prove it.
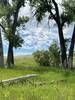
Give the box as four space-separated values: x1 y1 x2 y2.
2 0 74 56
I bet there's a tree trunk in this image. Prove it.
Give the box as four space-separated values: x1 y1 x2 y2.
58 24 68 68
7 43 14 67
0 28 4 66
68 25 75 68
6 0 24 67
50 0 68 68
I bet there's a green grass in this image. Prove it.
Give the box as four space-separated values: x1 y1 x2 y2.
14 55 38 67
0 55 75 100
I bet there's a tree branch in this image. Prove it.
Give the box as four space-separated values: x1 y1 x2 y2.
0 23 6 33
61 20 66 28
12 0 25 36
44 0 57 22
52 0 60 24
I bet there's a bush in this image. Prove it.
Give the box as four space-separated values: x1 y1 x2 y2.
48 42 60 66
33 42 61 67
33 50 49 66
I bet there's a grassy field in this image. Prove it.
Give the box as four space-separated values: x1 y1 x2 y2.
0 56 75 100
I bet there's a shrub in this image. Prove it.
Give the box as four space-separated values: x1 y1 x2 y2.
48 42 60 67
33 50 49 66
33 42 61 67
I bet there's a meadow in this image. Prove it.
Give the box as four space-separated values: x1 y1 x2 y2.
0 56 75 100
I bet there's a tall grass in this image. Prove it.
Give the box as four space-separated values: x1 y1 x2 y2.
0 55 75 100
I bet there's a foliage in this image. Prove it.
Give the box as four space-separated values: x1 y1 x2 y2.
63 0 75 68
5 32 24 48
33 50 50 66
0 1 29 48
63 0 75 21
33 42 61 67
29 0 71 26
17 16 29 27
29 0 52 22
48 42 60 66
62 0 75 24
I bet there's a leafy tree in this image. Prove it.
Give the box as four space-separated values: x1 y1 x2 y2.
1 0 29 67
7 0 25 67
63 0 75 68
29 0 70 68
0 0 9 66
0 28 4 66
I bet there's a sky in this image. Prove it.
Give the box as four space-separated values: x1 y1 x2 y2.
3 0 74 56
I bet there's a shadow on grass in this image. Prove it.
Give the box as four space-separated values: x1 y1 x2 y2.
13 66 51 74
2 65 75 77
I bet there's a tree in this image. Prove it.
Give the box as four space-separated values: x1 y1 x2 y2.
63 0 75 68
29 0 70 68
7 0 25 67
0 0 8 66
1 0 29 67
0 28 4 66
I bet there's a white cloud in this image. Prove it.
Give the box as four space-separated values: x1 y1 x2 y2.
3 0 74 55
